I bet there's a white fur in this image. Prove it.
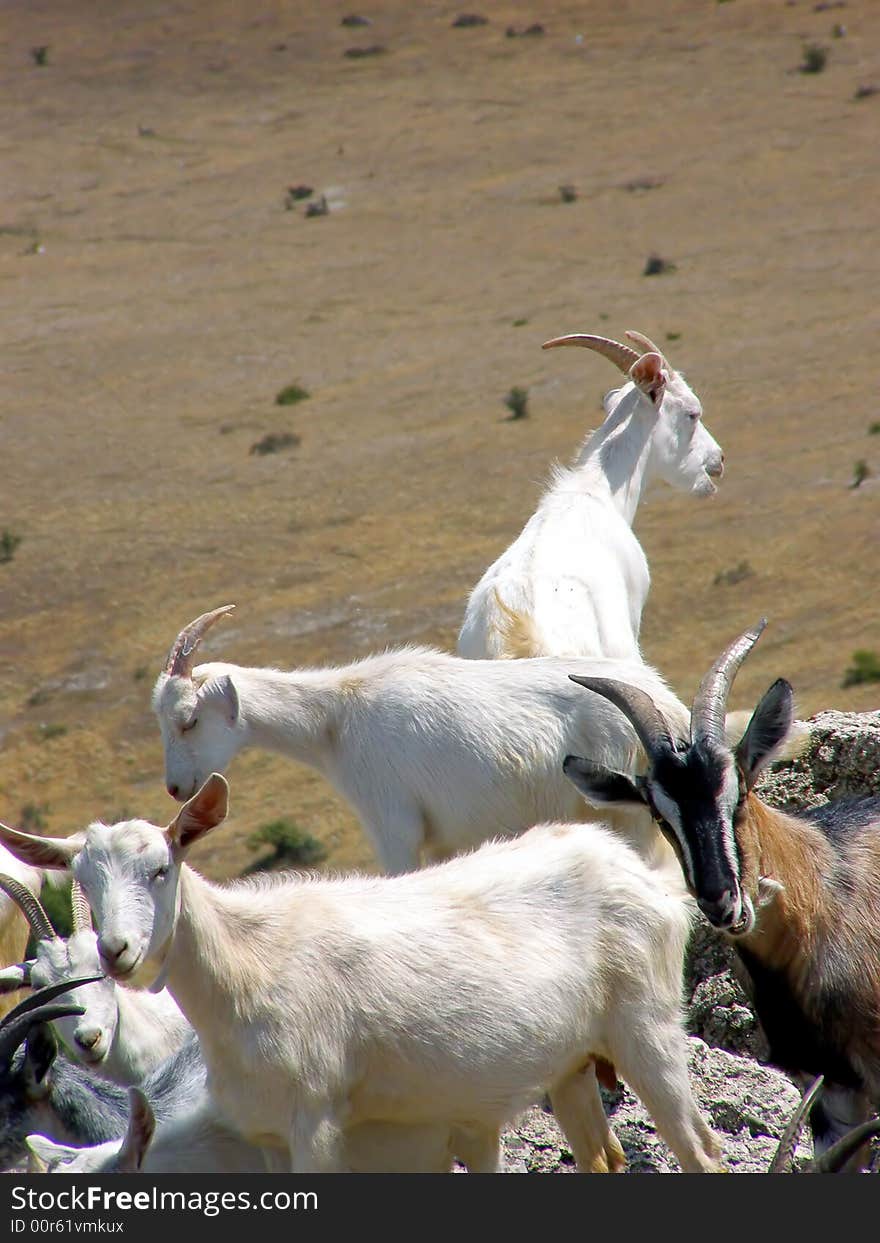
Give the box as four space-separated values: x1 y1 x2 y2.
27 930 191 1086
152 646 691 873
458 348 723 661
15 795 721 1174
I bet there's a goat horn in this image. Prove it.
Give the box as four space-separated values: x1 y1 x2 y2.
691 620 768 748
808 1117 880 1174
0 873 57 942
624 330 671 369
767 1073 824 1173
541 334 640 376
568 676 676 760
69 880 92 933
165 604 236 679
0 976 102 1064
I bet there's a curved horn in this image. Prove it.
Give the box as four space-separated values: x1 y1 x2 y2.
541 334 640 376
164 605 236 679
0 976 102 1064
69 881 92 934
624 330 670 368
568 676 675 760
809 1117 880 1174
0 874 57 942
767 1074 824 1173
691 620 768 747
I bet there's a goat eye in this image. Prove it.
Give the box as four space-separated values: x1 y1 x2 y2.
688 411 700 422
151 867 168 883
181 716 199 734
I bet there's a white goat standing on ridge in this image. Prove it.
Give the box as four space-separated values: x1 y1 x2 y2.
151 606 693 872
0 875 191 1086
0 777 723 1174
457 331 725 662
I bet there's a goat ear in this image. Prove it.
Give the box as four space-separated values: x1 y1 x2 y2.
735 679 795 790
0 823 81 872
23 1024 58 1099
629 352 667 406
197 674 239 725
117 1088 155 1172
562 755 646 807
168 774 229 853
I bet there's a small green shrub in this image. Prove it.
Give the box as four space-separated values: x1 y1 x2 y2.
512 318 528 327
502 387 529 421
868 421 880 435
38 723 68 742
713 560 754 588
245 819 328 872
800 44 828 74
842 650 880 688
0 530 21 563
558 184 577 203
275 383 310 407
850 459 870 489
20 802 49 832
31 46 49 66
250 432 301 456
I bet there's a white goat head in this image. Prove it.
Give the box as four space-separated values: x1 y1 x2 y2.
543 329 724 497
0 779 229 990
0 874 121 1067
151 605 240 802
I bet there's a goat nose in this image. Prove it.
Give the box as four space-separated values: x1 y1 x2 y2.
76 1028 101 1051
99 936 129 969
697 890 738 927
167 782 180 799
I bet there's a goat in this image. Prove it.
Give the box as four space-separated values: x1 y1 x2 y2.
0 847 44 1019
0 874 191 1086
562 620 880 1171
151 605 693 872
457 331 724 662
0 777 723 1173
0 982 266 1174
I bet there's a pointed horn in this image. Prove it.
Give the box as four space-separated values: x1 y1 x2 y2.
691 620 768 748
624 330 671 369
164 605 236 679
69 881 92 934
541 334 640 376
0 874 57 942
0 976 102 1064
808 1117 880 1174
568 676 676 760
767 1074 824 1173
0 1003 87 1065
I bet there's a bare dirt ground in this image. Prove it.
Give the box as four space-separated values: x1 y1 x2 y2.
1 0 878 881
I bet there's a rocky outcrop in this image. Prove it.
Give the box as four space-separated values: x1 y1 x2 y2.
501 709 880 1173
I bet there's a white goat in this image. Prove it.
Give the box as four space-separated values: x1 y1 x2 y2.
457 331 724 662
0 777 723 1174
0 876 190 1086
151 606 693 872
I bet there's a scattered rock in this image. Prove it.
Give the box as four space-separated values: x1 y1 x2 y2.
506 23 545 38
855 84 879 100
249 432 301 456
344 44 387 58
341 14 372 26
305 195 329 218
558 183 577 203
452 14 488 27
284 184 314 210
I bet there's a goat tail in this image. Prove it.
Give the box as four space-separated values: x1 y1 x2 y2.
490 589 545 659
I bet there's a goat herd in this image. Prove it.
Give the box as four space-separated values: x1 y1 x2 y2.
2 331 878 1175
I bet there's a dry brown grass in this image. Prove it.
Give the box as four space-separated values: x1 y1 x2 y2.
2 0 878 881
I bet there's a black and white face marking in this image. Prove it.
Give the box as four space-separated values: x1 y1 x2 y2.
645 741 752 933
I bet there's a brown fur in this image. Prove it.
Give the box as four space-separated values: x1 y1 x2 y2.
491 589 543 660
0 910 31 1019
